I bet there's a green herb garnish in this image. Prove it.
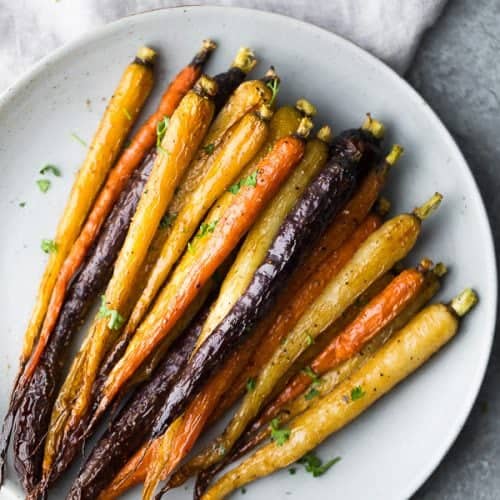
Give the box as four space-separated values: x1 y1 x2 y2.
187 241 194 254
98 296 125 331
41 239 57 254
40 164 61 177
241 487 246 494
302 366 320 384
196 220 218 239
156 116 170 151
350 386 365 401
304 387 320 400
306 334 314 346
71 132 87 147
160 212 178 229
289 467 297 475
270 418 291 446
19 201 26 207
36 179 51 193
246 377 256 393
266 78 280 106
203 143 215 155
298 453 341 477
228 171 259 194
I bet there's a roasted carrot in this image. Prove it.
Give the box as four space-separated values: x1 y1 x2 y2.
201 289 477 500
214 144 403 421
189 193 442 475
17 40 215 401
256 260 434 427
0 46 157 487
40 75 217 486
93 118 313 431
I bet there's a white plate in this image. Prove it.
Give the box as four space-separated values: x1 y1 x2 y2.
0 6 496 500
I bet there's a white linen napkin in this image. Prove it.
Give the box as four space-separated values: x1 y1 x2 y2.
0 0 447 92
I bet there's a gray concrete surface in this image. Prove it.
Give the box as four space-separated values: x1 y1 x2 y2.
409 0 500 498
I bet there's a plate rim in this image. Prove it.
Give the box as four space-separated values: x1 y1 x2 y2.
0 5 497 499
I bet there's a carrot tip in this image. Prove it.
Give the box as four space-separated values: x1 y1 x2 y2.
194 75 218 98
433 262 448 277
374 197 391 217
232 47 257 74
450 288 478 317
295 99 317 118
316 125 333 144
386 144 404 166
362 113 385 140
262 66 279 84
413 192 443 221
136 46 157 64
296 117 314 139
203 39 217 51
256 104 273 121
417 258 434 273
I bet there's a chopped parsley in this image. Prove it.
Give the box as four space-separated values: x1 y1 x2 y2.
156 116 170 152
298 453 341 477
187 241 194 254
196 220 218 238
98 296 125 331
71 132 87 147
160 212 177 229
41 239 57 254
306 334 314 346
40 164 61 177
289 467 297 475
266 78 280 106
123 107 132 120
203 143 215 155
19 201 26 207
241 487 246 494
246 377 256 393
36 179 51 193
228 171 258 194
270 418 290 446
350 385 365 401
304 387 320 400
302 366 320 384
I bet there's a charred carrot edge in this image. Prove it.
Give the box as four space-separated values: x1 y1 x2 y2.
17 40 215 396
258 260 432 425
93 118 313 429
214 144 403 421
0 46 158 486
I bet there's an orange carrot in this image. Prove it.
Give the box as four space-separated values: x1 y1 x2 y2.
19 40 216 389
98 441 159 500
94 119 313 420
259 265 427 424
